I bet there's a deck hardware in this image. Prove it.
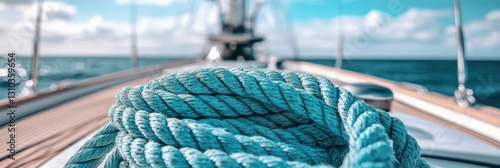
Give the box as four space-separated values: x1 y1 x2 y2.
343 83 394 112
453 0 476 107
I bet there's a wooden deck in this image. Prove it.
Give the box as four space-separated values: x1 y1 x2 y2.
0 60 194 168
283 61 500 148
0 74 164 167
0 74 162 168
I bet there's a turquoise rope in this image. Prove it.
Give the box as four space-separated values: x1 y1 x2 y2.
65 68 429 168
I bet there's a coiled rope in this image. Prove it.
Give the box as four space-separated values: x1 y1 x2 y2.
65 68 428 168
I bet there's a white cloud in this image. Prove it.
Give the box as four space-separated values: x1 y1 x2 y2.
481 32 500 47
0 0 497 59
115 0 174 6
0 0 220 56
41 15 128 41
0 2 116 55
0 1 82 53
445 10 500 50
377 8 450 42
256 8 454 57
260 8 496 59
23 1 77 21
486 10 500 21
0 0 34 5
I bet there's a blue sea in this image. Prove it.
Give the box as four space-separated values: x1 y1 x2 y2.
0 57 178 99
1 57 499 108
307 59 500 108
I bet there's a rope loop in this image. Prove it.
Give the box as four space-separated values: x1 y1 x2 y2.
66 68 428 168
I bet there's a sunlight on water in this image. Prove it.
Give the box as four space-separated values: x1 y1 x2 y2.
0 57 176 99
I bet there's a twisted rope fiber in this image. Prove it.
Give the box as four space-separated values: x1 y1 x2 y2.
65 68 429 168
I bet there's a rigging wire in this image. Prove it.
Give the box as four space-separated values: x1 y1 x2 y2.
30 0 44 92
270 0 300 60
130 0 138 68
184 0 202 33
335 0 344 69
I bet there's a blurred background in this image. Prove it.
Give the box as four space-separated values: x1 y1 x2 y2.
0 0 499 107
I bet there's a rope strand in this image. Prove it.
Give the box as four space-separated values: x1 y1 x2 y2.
66 68 428 168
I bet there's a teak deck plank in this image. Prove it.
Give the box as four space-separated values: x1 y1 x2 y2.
0 73 160 168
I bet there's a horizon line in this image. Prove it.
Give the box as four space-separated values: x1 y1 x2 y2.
6 55 500 61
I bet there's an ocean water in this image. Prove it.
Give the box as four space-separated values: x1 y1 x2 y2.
0 57 177 99
1 57 499 108
306 59 500 108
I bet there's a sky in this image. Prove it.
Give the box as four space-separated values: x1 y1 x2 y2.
0 0 499 60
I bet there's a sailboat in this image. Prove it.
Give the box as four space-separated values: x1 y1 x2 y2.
0 0 499 167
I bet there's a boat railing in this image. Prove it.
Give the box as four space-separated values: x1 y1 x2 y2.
453 0 476 107
0 59 195 126
394 82 429 94
333 0 478 107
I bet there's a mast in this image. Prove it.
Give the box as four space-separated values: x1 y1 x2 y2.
30 0 44 93
453 0 475 107
208 0 263 60
221 0 245 33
